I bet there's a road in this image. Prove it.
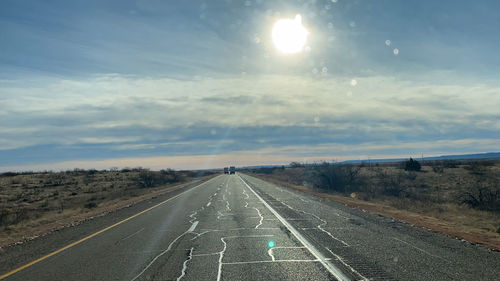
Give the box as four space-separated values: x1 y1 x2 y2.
1 174 499 280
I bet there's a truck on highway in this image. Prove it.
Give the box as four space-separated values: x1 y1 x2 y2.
224 167 229 174
229 166 236 174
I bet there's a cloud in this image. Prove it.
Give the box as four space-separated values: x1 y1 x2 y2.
2 137 499 172
1 73 499 169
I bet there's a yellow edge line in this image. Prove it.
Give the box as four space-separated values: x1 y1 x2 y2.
0 176 216 280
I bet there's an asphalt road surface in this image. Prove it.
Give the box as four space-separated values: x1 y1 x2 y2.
1 174 499 280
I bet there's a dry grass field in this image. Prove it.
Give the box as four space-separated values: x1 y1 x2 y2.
0 168 215 247
246 159 500 250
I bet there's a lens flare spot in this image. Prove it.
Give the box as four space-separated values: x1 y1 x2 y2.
268 241 275 248
393 48 399 55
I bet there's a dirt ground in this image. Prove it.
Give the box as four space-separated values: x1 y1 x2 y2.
0 169 214 247
247 160 500 251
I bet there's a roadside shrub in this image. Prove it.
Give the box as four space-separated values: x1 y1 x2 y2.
443 160 459 168
405 171 418 181
304 162 362 193
459 185 499 212
464 162 488 175
382 186 406 197
289 162 304 168
432 166 444 173
375 169 408 197
0 209 29 227
256 167 277 174
0 172 19 177
137 169 155 188
403 158 421 171
136 168 185 188
160 169 183 183
84 202 97 209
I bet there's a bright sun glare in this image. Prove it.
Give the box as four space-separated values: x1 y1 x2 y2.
272 14 308 54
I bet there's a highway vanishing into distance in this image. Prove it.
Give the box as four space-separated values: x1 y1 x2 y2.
1 174 499 280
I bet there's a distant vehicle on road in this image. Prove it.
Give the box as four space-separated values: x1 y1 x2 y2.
229 166 236 174
224 167 229 174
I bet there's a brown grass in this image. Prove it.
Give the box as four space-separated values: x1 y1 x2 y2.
0 169 215 248
247 160 500 251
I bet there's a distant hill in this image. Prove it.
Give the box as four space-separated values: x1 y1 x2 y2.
341 152 500 164
238 152 500 169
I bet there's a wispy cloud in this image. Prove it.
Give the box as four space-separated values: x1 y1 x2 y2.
1 73 498 168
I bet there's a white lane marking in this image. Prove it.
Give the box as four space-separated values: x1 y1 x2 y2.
392 237 445 260
190 227 281 241
326 247 369 281
238 175 351 281
206 202 211 207
188 221 199 232
192 252 220 257
121 228 144 241
176 247 194 281
223 259 331 265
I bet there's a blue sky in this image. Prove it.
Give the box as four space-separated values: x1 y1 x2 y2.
1 0 499 170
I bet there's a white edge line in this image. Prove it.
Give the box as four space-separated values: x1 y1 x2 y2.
238 174 352 281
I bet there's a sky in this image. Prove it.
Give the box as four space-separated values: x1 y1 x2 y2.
1 0 499 171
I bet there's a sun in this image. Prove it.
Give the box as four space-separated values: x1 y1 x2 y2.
272 14 309 54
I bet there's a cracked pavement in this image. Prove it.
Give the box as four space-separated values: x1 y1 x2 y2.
1 174 499 280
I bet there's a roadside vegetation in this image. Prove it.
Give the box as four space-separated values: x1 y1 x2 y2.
246 159 500 249
0 168 215 246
